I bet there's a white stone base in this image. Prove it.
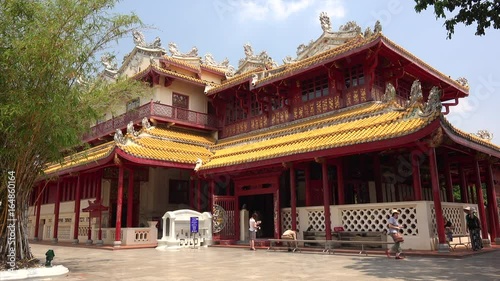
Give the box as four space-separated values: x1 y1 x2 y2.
482 239 491 247
113 241 122 247
0 265 69 280
96 240 104 245
72 239 79 244
86 239 93 245
437 243 450 253
51 238 58 244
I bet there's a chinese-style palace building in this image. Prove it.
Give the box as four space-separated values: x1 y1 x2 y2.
28 13 500 251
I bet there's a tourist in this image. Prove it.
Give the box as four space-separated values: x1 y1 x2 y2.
464 206 483 251
444 218 454 245
387 209 404 259
249 213 261 251
281 229 297 252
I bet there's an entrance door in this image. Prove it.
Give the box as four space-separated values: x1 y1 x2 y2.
239 194 274 238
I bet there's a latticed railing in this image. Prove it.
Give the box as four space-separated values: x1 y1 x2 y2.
83 101 218 141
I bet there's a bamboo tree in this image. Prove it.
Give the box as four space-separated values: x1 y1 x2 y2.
0 0 148 268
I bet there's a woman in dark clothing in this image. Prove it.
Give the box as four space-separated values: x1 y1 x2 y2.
464 206 483 251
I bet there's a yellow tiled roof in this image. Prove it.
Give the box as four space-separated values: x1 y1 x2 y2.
202 102 436 170
161 55 201 72
206 68 263 94
201 64 227 75
119 126 214 164
134 65 217 87
43 142 115 175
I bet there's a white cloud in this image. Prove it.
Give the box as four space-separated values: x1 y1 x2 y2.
234 0 345 22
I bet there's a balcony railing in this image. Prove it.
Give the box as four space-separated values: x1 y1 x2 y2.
83 101 218 142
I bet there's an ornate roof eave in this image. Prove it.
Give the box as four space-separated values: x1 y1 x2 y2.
117 46 165 75
296 29 360 60
133 65 209 87
379 35 469 95
160 56 201 75
440 117 500 158
206 69 262 95
200 64 227 75
115 149 197 170
199 118 441 174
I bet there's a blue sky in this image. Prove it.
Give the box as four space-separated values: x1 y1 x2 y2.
112 0 500 145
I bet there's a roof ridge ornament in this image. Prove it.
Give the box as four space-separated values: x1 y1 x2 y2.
132 30 163 50
142 117 152 130
194 158 203 172
127 121 139 137
418 86 442 117
319 12 332 33
114 129 126 145
339 21 362 33
474 130 493 141
456 77 469 88
381 82 396 103
408 80 424 107
168 42 198 58
100 53 118 72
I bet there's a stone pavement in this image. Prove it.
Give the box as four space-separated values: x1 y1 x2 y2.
26 243 500 281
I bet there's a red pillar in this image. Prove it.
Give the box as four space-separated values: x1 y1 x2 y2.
459 166 469 203
274 188 280 238
485 163 500 241
411 151 423 201
73 175 82 243
290 165 297 231
337 160 345 205
429 147 447 248
209 179 215 212
127 169 134 228
443 153 454 202
473 160 489 240
373 154 383 203
34 183 42 241
53 180 62 242
189 177 194 209
322 162 332 240
197 180 202 211
115 166 124 246
305 166 311 206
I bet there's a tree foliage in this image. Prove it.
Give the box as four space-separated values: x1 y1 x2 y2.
0 0 147 268
414 0 500 38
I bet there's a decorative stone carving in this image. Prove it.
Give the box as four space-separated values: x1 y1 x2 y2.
251 74 258 86
339 21 361 33
475 130 493 141
319 11 332 33
456 77 469 88
100 53 117 71
244 43 254 58
364 27 373 38
126 121 138 136
374 20 382 33
225 65 236 78
282 55 297 64
382 83 396 102
142 117 152 129
132 30 163 49
419 86 442 117
168 42 198 57
408 80 423 106
296 44 307 55
204 53 217 65
194 158 203 172
114 129 125 144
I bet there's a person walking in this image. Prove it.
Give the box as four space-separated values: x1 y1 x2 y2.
387 209 404 259
464 206 483 251
249 213 261 251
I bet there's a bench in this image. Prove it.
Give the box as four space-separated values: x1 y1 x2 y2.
449 234 471 250
268 238 395 256
303 230 387 249
268 239 330 253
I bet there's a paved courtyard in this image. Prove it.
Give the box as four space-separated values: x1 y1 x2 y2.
26 244 499 281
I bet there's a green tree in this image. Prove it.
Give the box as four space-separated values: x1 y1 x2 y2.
413 0 500 38
0 0 147 268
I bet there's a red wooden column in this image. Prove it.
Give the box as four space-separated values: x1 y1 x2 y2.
373 154 383 203
197 179 202 211
429 147 447 250
485 162 500 242
115 166 124 246
52 179 62 243
274 185 281 239
73 174 82 243
290 165 297 231
189 177 194 209
305 165 311 206
337 159 345 205
473 160 489 241
127 169 134 228
458 166 469 203
443 153 454 202
209 179 215 212
411 151 423 201
321 161 332 240
34 183 42 241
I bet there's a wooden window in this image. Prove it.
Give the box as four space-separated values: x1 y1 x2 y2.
169 179 189 204
250 94 262 116
301 74 329 102
344 65 365 89
172 92 189 109
126 98 140 112
225 96 246 124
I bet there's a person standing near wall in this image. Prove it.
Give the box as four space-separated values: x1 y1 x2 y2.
464 206 483 251
387 209 404 260
249 213 261 251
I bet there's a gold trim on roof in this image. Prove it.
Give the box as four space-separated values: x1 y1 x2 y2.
161 55 201 72
134 65 217 87
202 103 436 170
206 68 263 94
440 116 500 151
146 125 215 146
43 142 115 175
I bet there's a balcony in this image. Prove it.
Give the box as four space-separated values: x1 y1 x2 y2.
83 101 218 142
